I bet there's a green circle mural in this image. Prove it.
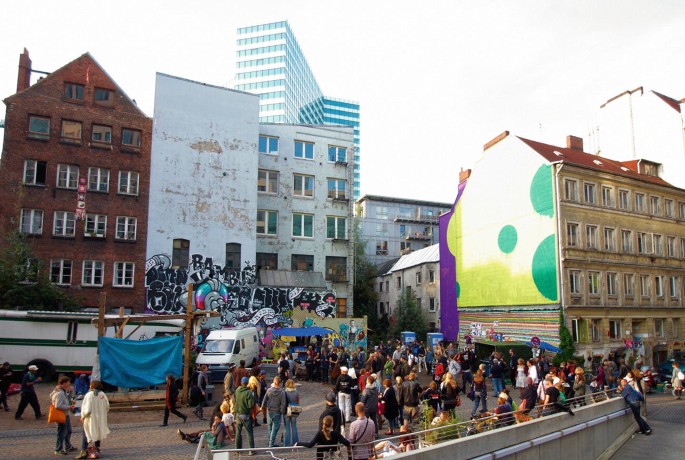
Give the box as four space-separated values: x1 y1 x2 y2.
530 164 553 217
532 234 557 301
498 225 518 253
456 281 460 299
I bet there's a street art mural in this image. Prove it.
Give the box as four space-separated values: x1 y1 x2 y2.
145 254 337 328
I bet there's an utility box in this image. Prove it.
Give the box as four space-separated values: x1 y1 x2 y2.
401 331 416 345
427 332 443 350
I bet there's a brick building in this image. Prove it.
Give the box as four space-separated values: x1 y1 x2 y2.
0 49 151 310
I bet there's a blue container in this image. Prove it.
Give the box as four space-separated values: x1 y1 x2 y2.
427 332 443 350
401 331 416 344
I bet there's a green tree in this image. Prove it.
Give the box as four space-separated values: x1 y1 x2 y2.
553 309 575 365
352 218 381 343
391 286 428 340
0 231 79 310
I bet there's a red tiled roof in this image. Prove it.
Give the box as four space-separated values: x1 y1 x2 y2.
652 90 681 113
516 136 677 188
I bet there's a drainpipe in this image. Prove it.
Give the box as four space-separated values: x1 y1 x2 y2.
552 162 566 331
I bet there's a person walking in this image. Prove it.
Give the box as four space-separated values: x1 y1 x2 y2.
50 375 76 455
223 363 236 396
75 380 110 459
261 376 286 448
334 366 353 424
192 364 209 420
348 402 375 460
161 375 187 426
15 364 42 420
618 378 652 435
0 362 12 411
399 372 422 425
490 358 505 396
441 372 459 413
573 368 587 406
283 379 300 446
672 362 683 400
296 415 350 459
381 379 399 435
359 377 379 437
508 349 518 387
470 369 488 418
234 377 255 451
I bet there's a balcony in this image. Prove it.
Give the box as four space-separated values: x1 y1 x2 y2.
406 232 432 241
394 213 439 224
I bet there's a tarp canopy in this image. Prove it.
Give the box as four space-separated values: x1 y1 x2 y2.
272 327 332 337
99 336 182 388
525 341 561 353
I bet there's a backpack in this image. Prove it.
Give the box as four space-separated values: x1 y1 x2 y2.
434 362 445 376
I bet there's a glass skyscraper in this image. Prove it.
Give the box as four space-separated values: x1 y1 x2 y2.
234 21 361 198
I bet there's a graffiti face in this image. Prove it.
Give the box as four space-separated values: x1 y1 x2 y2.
145 253 336 328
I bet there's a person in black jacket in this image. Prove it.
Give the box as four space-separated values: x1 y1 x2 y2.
297 414 350 459
399 373 422 425
162 375 187 426
318 392 343 434
334 367 353 423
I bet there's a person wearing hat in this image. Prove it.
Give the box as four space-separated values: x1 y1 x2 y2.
318 392 343 435
15 364 42 420
0 361 12 411
334 366 353 424
234 376 255 451
223 362 237 396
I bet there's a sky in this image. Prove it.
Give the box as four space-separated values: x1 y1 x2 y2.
1 0 684 203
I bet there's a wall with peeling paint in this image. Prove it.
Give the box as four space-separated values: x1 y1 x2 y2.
147 73 259 264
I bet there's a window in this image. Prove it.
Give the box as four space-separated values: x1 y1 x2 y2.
601 186 614 207
429 298 436 312
667 236 676 257
416 297 422 308
257 210 278 235
569 270 582 294
637 232 653 254
567 223 579 247
327 178 346 200
604 227 616 252
64 83 84 101
379 282 383 292
257 169 278 193
256 252 278 271
681 238 685 259
609 320 621 339
84 214 107 237
400 224 407 238
28 115 50 139
571 318 589 343
56 164 79 189
94 88 113 106
591 319 601 342
639 274 651 297
61 120 82 143
584 183 596 204
618 189 630 210
293 174 314 197
653 234 663 256
294 140 313 159
325 256 347 282
225 243 241 270
376 206 388 219
429 270 436 283
50 259 72 285
292 213 313 237
416 271 422 285
291 254 314 272
396 276 402 289
53 211 75 237
655 275 663 297
336 298 347 318
385 280 389 292
635 193 646 212
564 179 578 201
20 209 43 234
588 271 600 295
621 229 633 253
607 272 618 296
664 199 674 218
654 319 664 338
259 135 279 154
121 129 141 149
326 216 346 239
376 222 388 237
118 171 139 195
23 160 47 185
650 196 661 216
115 216 137 240
88 167 109 192
376 241 388 256
113 262 135 287
91 124 112 144
172 239 190 268
328 145 347 162
680 202 685 219
586 225 598 249
400 241 412 252
624 274 635 296
82 260 104 286
669 276 679 298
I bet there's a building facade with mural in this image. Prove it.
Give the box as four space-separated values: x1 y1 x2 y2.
441 132 685 366
0 50 151 310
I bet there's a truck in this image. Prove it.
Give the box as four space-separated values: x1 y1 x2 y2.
0 309 184 381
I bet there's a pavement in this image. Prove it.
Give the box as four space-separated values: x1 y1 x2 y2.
0 373 682 459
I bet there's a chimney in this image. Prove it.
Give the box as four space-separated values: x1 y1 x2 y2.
17 48 32 92
459 168 471 183
566 135 584 152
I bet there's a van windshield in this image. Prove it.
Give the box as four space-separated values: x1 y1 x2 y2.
203 339 235 353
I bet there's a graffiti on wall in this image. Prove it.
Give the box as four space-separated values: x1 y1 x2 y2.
145 254 336 327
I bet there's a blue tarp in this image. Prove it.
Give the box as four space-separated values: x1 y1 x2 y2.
99 336 182 388
271 327 332 337
525 341 562 353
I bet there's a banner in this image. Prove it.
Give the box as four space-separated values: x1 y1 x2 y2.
99 336 182 388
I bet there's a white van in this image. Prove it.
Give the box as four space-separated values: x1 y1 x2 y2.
196 327 260 382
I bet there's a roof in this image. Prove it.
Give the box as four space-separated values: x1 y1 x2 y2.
376 258 400 277
356 194 452 209
387 244 440 274
652 90 681 113
516 136 678 189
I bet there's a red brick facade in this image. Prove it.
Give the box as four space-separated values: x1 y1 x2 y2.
0 50 151 311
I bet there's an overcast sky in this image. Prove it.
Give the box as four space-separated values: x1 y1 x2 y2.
1 0 684 203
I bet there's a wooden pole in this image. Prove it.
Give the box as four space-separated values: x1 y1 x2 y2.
182 284 194 405
98 292 106 343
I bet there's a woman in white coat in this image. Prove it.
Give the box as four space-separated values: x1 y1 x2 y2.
75 380 110 459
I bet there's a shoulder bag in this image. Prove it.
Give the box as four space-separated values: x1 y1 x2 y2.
48 403 66 424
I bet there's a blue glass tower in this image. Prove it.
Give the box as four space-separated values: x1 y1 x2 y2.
234 21 361 198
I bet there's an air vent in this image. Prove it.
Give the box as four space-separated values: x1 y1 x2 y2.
553 150 564 157
593 159 603 165
620 166 630 172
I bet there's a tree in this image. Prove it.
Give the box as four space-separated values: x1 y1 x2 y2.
352 218 382 343
391 286 428 340
0 231 79 310
553 309 575 365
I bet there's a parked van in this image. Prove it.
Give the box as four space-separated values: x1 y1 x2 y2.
196 327 260 383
